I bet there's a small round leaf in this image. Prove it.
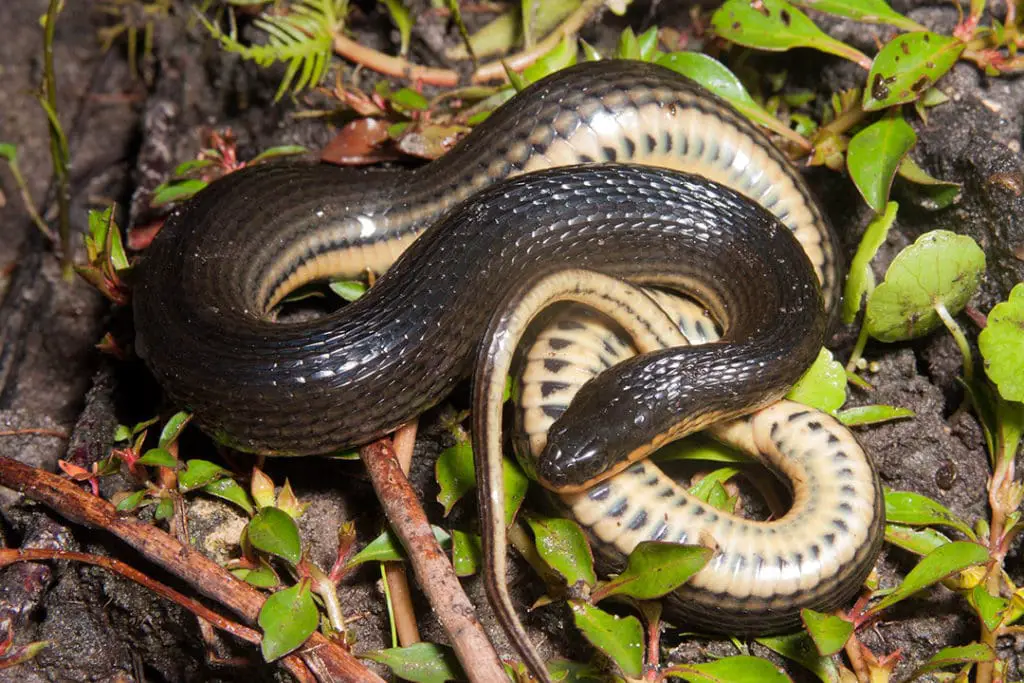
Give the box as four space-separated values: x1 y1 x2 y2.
865 230 985 342
978 284 1024 402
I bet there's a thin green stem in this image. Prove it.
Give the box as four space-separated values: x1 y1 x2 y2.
934 302 974 384
379 561 399 648
41 0 71 276
845 321 872 374
3 156 56 243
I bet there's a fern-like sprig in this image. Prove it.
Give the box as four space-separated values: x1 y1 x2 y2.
198 0 347 101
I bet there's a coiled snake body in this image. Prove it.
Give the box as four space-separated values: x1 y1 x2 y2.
133 60 884 681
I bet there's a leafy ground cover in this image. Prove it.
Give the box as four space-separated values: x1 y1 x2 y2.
0 0 1022 681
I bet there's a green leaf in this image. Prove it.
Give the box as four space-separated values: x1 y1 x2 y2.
711 0 870 68
579 39 603 61
569 601 644 678
897 156 962 209
865 230 985 342
665 655 791 682
885 490 976 539
703 480 736 512
906 643 994 680
131 417 160 435
451 529 482 577
248 507 303 565
969 585 1007 631
154 495 175 520
86 206 130 271
800 609 853 656
521 33 577 85
150 179 208 206
172 158 215 176
329 280 368 302
978 284 1024 402
233 562 280 588
654 434 750 463
635 26 660 61
0 142 17 162
249 144 308 164
836 404 915 426
547 658 606 682
847 117 916 213
390 87 429 111
870 541 989 613
689 467 739 503
113 424 132 442
158 411 192 448
347 526 451 566
885 524 951 556
654 52 797 144
615 26 640 59
863 32 965 111
597 542 712 601
258 580 319 661
447 0 577 61
843 201 898 324
178 459 230 492
787 0 923 30
378 0 413 56
203 477 255 514
526 515 596 587
362 642 463 683
115 489 149 512
434 441 527 526
787 348 847 412
756 631 840 683
136 448 178 468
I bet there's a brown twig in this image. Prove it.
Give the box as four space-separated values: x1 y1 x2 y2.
0 456 384 683
359 437 507 682
333 0 603 88
332 34 459 87
384 422 421 647
0 428 68 439
0 548 261 643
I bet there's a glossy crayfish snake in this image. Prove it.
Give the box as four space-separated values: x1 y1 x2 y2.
133 60 883 681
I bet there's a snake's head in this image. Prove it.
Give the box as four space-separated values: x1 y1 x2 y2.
536 362 663 493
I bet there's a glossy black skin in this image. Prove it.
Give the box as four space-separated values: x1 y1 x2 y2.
134 164 825 468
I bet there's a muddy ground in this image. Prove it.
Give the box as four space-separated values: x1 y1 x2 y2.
0 0 1022 681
